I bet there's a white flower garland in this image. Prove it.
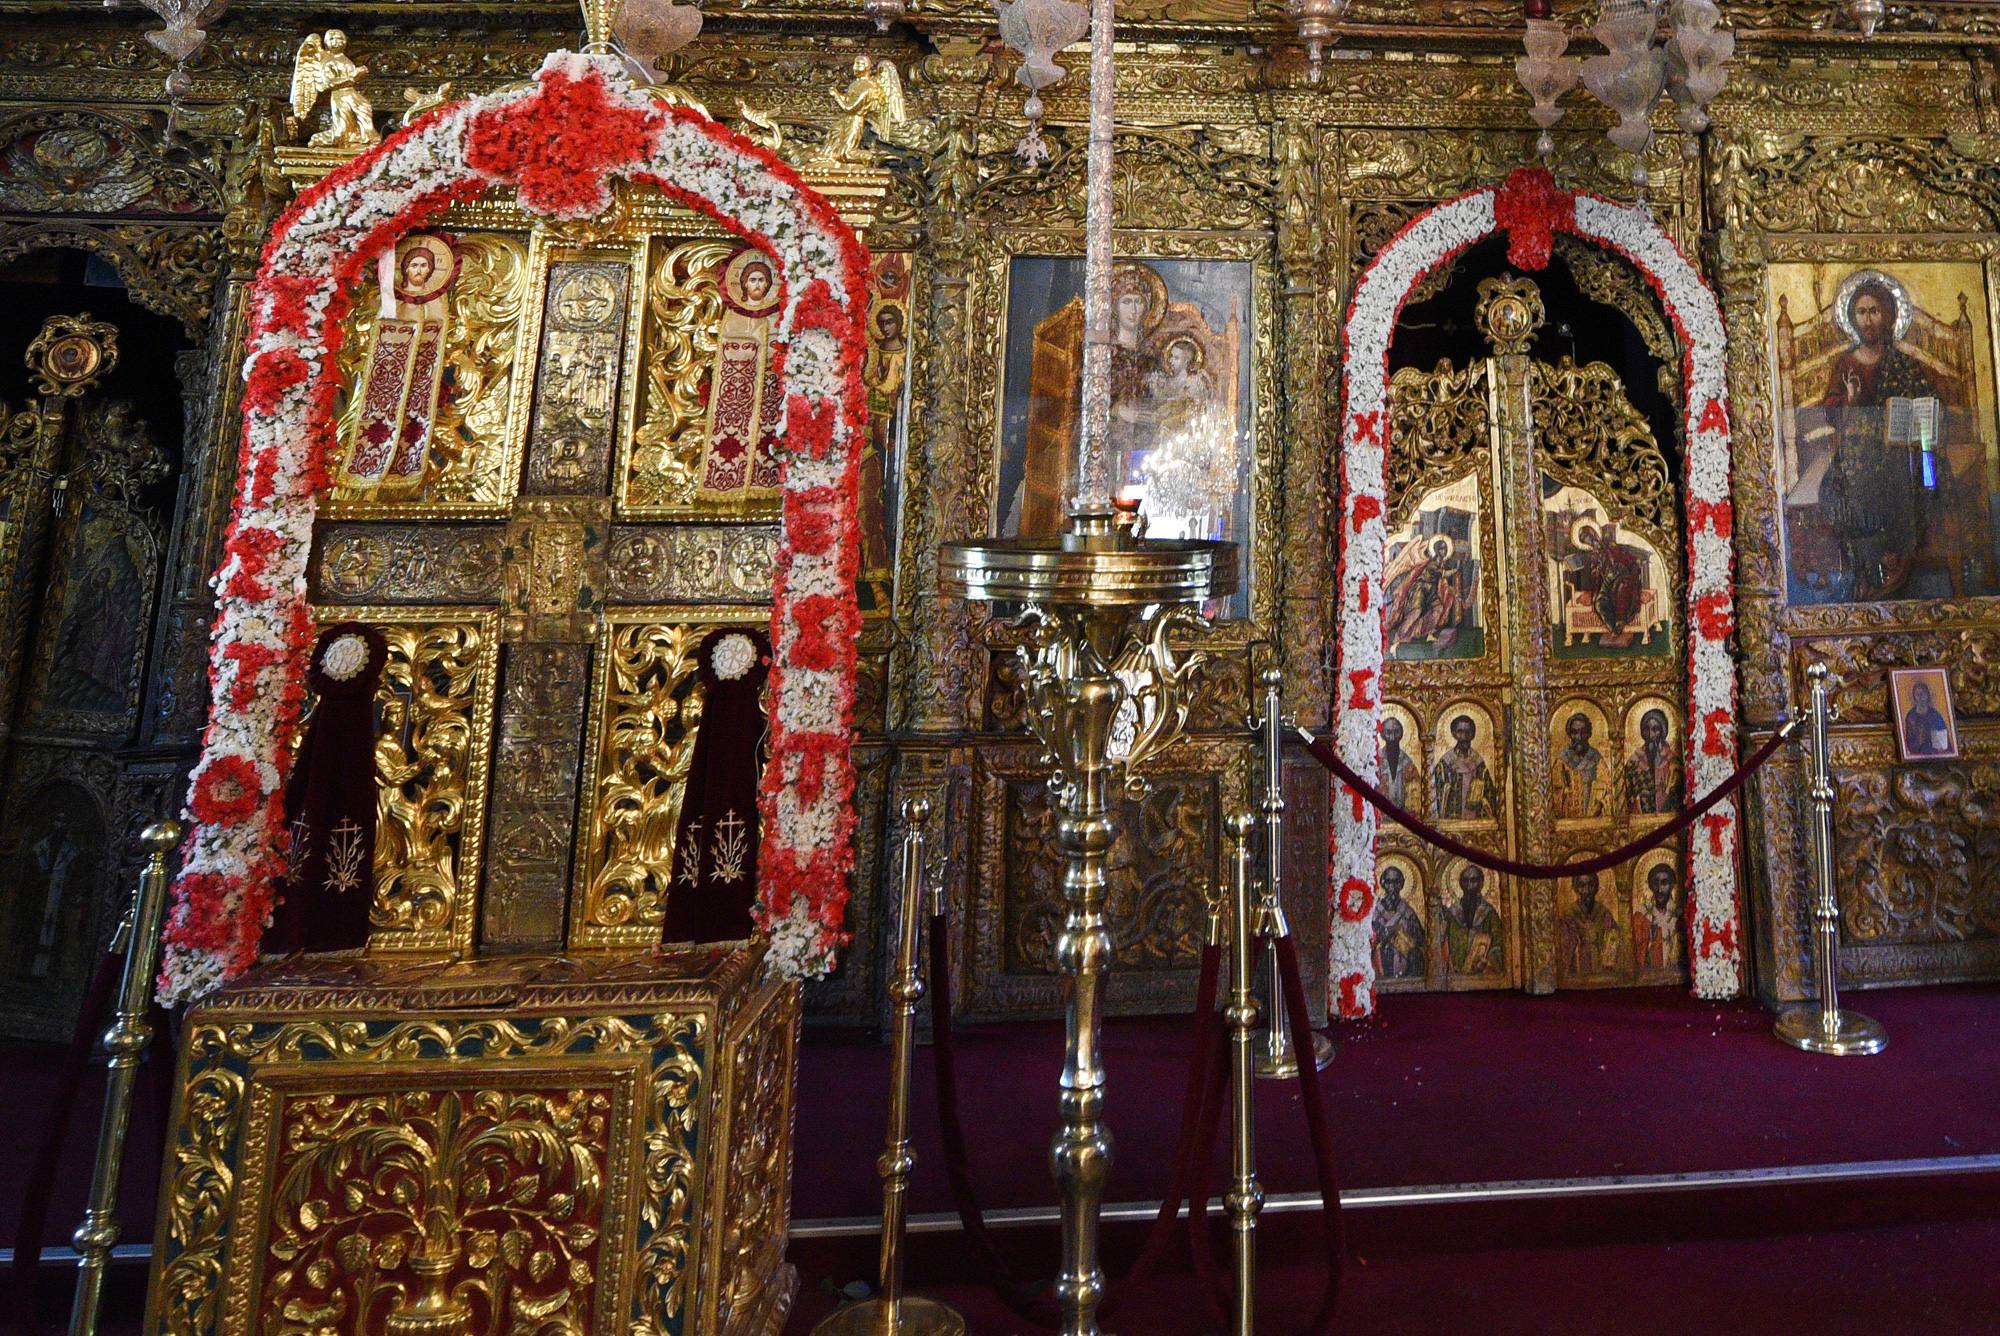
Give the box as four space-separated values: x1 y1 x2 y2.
1332 177 1741 1016
161 54 870 1001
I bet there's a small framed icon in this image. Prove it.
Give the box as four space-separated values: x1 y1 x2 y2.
1889 666 1959 762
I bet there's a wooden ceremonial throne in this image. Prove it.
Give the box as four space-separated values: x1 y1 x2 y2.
139 46 888 1336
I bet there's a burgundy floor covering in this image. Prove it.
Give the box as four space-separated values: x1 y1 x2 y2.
784 1217 2000 1336
12 984 2000 1334
9 984 1998 1248
795 982 2000 1221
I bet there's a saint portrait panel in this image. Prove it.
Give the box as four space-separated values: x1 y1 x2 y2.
1549 698 1614 825
998 255 1254 615
1376 701 1425 817
333 230 529 506
1371 854 1429 984
1384 472 1485 662
1631 849 1685 977
42 505 151 725
1556 859 1625 982
1619 697 1684 818
1773 261 2000 604
695 246 786 505
1889 666 1959 761
1429 701 1503 826
1438 858 1506 981
1542 479 1671 658
339 231 460 498
857 253 912 614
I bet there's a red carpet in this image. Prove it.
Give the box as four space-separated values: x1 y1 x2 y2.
786 1218 2000 1336
795 983 2000 1220
11 985 2000 1334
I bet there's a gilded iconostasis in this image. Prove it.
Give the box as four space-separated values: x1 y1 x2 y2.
2 0 2000 1038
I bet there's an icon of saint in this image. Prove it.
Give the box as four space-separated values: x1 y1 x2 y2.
1620 708 1683 815
1562 520 1649 647
1372 864 1427 980
858 297 907 611
1378 714 1422 814
1552 711 1606 820
1441 863 1503 976
1902 680 1951 756
1633 862 1683 971
1557 870 1621 976
697 248 786 505
340 233 458 498
1385 534 1471 656
1011 260 1240 541
1431 713 1500 822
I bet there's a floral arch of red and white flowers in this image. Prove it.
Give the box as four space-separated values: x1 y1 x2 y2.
1328 167 1742 1019
161 53 870 1003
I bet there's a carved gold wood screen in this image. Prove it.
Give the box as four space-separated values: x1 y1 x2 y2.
295 173 888 958
1374 258 1692 997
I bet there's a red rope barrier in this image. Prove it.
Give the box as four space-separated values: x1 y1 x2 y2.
1299 721 1794 880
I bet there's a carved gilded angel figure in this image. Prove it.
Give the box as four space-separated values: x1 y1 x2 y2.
814 56 906 164
290 29 380 149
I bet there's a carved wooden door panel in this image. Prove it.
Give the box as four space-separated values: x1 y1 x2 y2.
0 314 176 1039
1375 272 1690 996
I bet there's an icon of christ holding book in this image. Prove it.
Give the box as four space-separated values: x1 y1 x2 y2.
339 232 459 498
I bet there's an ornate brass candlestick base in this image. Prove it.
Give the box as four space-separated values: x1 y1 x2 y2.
1248 664 1332 1081
1774 663 1886 1057
942 513 1237 1336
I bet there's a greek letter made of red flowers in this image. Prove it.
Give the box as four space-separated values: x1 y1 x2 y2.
1339 875 1376 923
190 754 265 827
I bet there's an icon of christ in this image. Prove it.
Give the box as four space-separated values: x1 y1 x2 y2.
339 232 459 499
696 246 785 506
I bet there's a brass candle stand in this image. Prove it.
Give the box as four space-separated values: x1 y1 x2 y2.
68 819 179 1336
941 517 1236 1336
944 0 1236 1327
1773 663 1887 1056
1250 665 1332 1080
816 798 966 1336
1223 812 1265 1336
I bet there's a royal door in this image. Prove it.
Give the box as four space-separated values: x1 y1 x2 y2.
1370 239 1692 995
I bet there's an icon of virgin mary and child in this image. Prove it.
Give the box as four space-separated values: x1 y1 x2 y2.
1012 261 1243 541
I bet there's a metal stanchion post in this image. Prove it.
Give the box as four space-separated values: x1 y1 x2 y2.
1251 666 1331 1079
1223 814 1263 1336
816 799 966 1336
1773 664 1886 1056
67 819 179 1336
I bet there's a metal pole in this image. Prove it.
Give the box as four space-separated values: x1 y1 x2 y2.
1773 665 1885 1056
1224 813 1263 1336
816 799 964 1336
1253 665 1329 1079
1051 607 1122 1336
67 819 179 1336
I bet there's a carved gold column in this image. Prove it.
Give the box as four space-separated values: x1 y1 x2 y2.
1479 280 1559 994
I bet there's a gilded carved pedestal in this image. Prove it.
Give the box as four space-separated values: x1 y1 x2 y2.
143 946 798 1336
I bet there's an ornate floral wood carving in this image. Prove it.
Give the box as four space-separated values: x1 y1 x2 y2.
0 220 220 335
